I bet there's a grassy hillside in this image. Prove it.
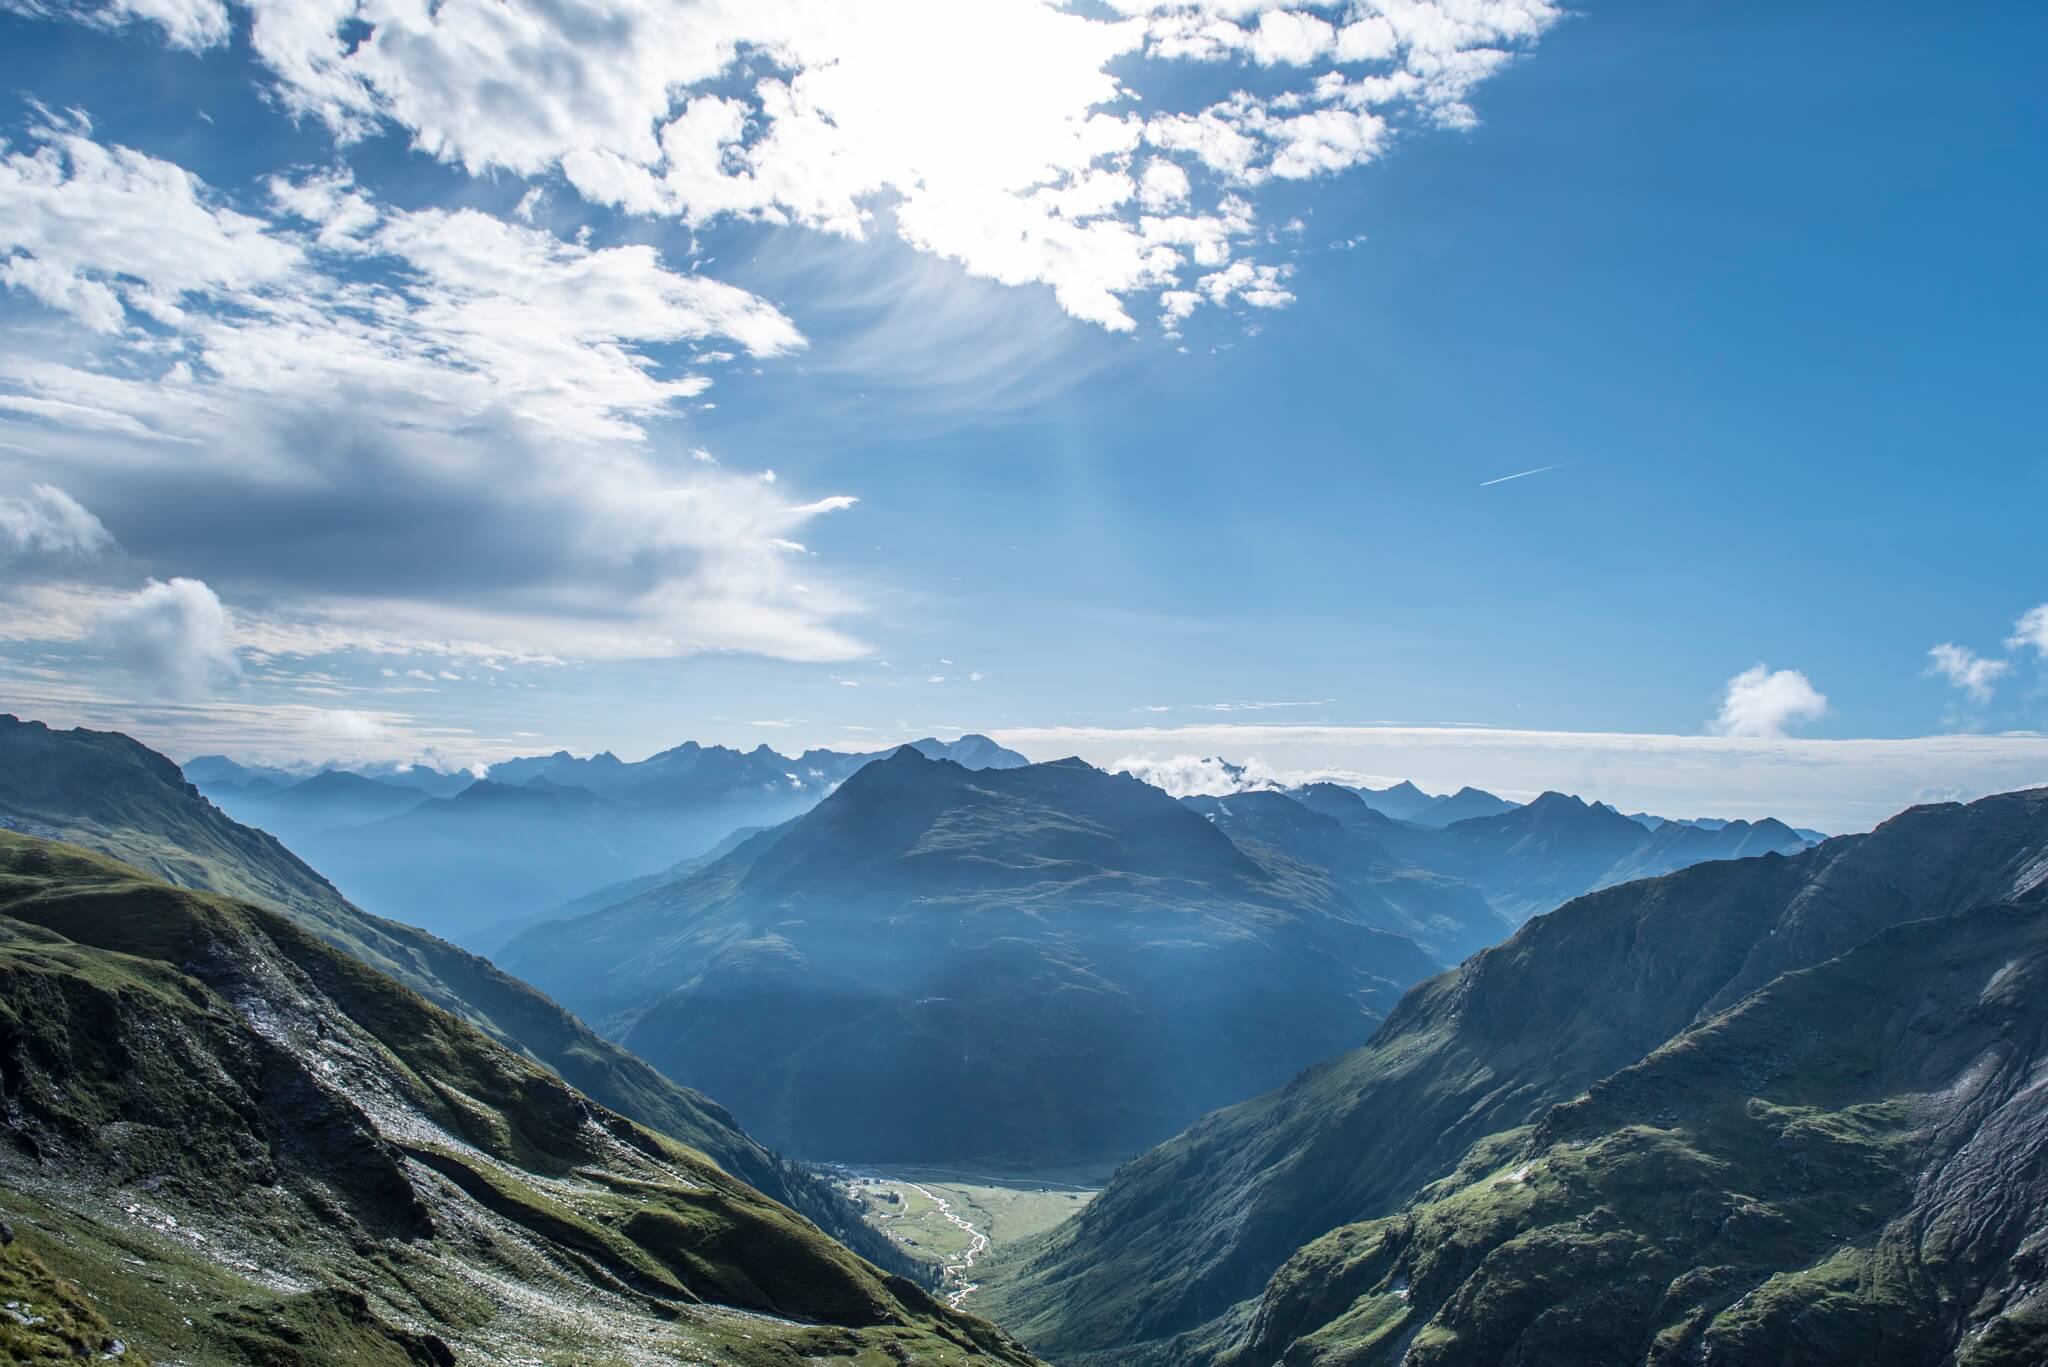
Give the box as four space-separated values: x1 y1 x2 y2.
0 833 1038 1366
0 714 910 1277
1221 899 2048 1365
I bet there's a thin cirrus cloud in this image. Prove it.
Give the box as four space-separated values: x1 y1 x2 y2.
73 0 1560 333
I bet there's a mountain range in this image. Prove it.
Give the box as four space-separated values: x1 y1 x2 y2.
500 748 1448 1165
194 733 1027 946
5 707 1958 1366
975 786 2048 1366
1297 782 1813 925
493 751 1819 1167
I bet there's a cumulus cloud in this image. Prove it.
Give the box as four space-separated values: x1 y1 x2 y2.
1709 664 1828 739
1927 642 2010 703
76 0 1559 334
94 576 239 699
0 483 113 558
2009 605 2048 659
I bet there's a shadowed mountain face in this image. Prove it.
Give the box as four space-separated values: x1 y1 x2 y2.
1354 780 1438 821
237 733 1028 946
0 715 906 1273
974 788 2048 1367
1357 789 1813 925
0 834 1038 1366
1406 785 1520 828
1182 791 1512 964
501 749 1444 1166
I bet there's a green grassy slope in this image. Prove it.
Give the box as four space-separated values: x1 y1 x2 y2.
1221 899 2048 1366
0 833 1038 1366
0 714 906 1274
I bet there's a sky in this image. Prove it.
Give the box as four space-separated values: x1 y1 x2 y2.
0 0 2044 832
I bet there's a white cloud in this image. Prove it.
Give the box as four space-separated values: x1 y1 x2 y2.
1248 8 1335 66
0 116 301 331
2009 605 2048 658
1710 664 1828 739
94 576 239 699
0 483 113 558
1928 642 2010 703
9 0 231 49
0 122 862 666
88 0 1558 334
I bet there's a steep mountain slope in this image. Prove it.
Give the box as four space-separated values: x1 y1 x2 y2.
0 715 899 1269
502 750 1442 1166
1183 791 1512 964
0 833 1037 1366
977 788 2048 1364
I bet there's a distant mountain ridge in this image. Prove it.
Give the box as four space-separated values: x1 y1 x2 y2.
976 786 2048 1366
1310 785 1814 925
195 732 1028 945
1183 791 1512 964
501 747 1444 1166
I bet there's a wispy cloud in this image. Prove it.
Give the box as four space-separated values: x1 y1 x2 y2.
1928 642 2010 703
2010 605 2048 659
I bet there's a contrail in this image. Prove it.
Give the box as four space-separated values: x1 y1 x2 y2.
1480 459 1581 488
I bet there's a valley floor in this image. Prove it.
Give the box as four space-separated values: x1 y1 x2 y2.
822 1165 1103 1311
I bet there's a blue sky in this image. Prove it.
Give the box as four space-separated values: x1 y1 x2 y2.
0 0 2044 829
